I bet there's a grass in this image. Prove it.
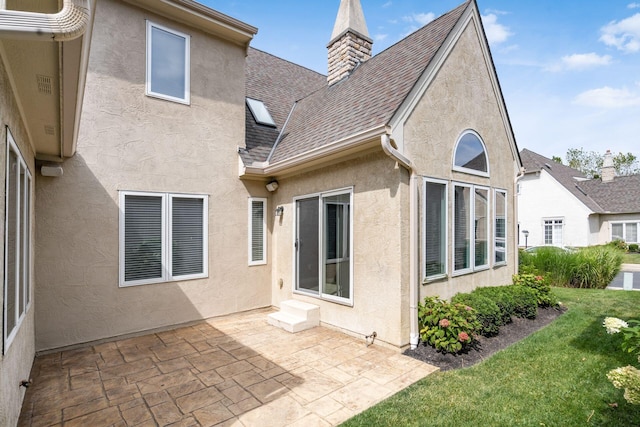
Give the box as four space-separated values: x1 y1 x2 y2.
341 288 640 427
623 252 640 264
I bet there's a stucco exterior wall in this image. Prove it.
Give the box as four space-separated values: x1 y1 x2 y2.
270 151 410 348
0 49 36 427
403 20 519 301
517 171 593 248
597 213 640 245
34 0 270 351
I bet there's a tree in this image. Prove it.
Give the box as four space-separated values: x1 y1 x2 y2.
551 156 563 164
560 148 640 178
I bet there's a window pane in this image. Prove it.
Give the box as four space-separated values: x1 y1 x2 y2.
323 194 350 299
172 197 204 277
18 164 26 316
150 26 186 100
495 191 506 264
6 150 18 335
454 132 487 172
475 188 488 267
454 186 470 270
296 197 320 293
627 223 638 243
425 181 446 277
251 200 265 262
124 195 163 282
612 223 623 241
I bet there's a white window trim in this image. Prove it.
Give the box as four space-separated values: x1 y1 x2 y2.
248 197 267 266
119 190 208 287
542 217 564 246
452 129 490 177
494 189 508 267
146 21 191 105
4 129 32 353
611 221 639 243
292 187 354 306
452 183 491 276
423 177 448 282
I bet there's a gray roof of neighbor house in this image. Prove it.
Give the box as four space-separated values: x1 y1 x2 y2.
520 148 640 214
243 1 470 166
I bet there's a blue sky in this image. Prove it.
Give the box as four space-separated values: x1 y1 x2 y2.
200 1 640 161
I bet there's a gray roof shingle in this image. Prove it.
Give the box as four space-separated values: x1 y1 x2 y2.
243 1 469 165
520 148 640 214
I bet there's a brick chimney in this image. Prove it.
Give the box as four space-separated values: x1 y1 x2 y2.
327 0 372 86
601 149 615 182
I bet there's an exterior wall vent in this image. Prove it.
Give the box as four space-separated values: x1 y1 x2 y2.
37 75 53 95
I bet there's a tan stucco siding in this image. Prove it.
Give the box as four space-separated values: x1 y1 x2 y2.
0 47 36 427
34 0 270 351
270 151 410 348
597 214 640 245
404 20 518 301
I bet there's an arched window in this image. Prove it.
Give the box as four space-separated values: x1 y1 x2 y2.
453 131 489 176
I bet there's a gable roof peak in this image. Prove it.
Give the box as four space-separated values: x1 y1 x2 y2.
329 0 370 43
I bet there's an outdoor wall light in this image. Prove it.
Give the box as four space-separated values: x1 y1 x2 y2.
266 180 279 192
41 164 63 177
275 206 284 216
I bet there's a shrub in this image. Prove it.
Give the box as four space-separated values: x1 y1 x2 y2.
609 239 629 252
507 285 538 319
629 243 639 253
569 246 622 289
451 292 502 337
472 286 515 325
518 247 575 287
603 317 640 405
418 296 480 354
512 273 558 308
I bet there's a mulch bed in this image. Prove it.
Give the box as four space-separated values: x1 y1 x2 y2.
403 306 567 371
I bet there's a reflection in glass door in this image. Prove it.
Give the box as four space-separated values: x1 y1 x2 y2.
296 197 319 293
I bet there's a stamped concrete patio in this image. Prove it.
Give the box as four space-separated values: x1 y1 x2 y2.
18 308 438 426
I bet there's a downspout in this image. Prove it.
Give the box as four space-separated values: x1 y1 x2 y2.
0 0 90 41
514 166 525 263
381 134 420 350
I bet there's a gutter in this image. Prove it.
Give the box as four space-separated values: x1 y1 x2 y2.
381 134 420 350
0 0 90 41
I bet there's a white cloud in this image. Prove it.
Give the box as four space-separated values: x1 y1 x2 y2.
628 3 640 9
573 86 640 108
481 14 513 45
374 33 388 42
404 12 435 26
600 13 640 53
553 53 612 70
382 1 393 8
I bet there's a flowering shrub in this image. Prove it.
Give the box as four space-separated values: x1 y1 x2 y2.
451 292 502 337
603 317 640 405
512 273 558 307
418 296 480 354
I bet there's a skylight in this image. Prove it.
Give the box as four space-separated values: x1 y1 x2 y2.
246 98 276 127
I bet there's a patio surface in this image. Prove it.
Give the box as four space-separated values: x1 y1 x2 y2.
18 308 438 426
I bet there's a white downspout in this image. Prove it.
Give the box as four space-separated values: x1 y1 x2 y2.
0 0 90 41
381 134 420 350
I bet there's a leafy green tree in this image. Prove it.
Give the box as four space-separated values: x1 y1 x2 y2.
560 148 639 178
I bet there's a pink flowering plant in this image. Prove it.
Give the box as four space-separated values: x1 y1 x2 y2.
603 317 640 405
418 296 481 353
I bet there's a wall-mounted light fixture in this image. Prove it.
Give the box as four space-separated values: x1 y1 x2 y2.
275 206 284 216
41 164 63 177
266 180 279 192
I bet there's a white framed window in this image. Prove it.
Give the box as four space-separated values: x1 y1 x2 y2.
119 191 207 287
423 178 448 281
453 130 489 177
494 189 507 265
612 222 639 243
4 129 32 352
294 188 353 305
146 21 190 104
248 198 267 265
543 219 563 246
453 183 490 275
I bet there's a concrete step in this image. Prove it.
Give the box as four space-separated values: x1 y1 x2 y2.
267 300 319 333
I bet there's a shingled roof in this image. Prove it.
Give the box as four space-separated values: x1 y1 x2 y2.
242 1 470 166
520 148 640 214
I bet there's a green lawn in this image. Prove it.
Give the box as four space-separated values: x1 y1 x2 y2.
623 252 640 264
342 288 640 427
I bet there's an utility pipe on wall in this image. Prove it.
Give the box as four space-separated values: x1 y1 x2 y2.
0 0 90 41
381 134 420 350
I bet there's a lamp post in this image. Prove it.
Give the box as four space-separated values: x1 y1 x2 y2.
523 230 529 249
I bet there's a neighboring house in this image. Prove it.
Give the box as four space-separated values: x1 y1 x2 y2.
518 148 640 248
0 0 521 424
